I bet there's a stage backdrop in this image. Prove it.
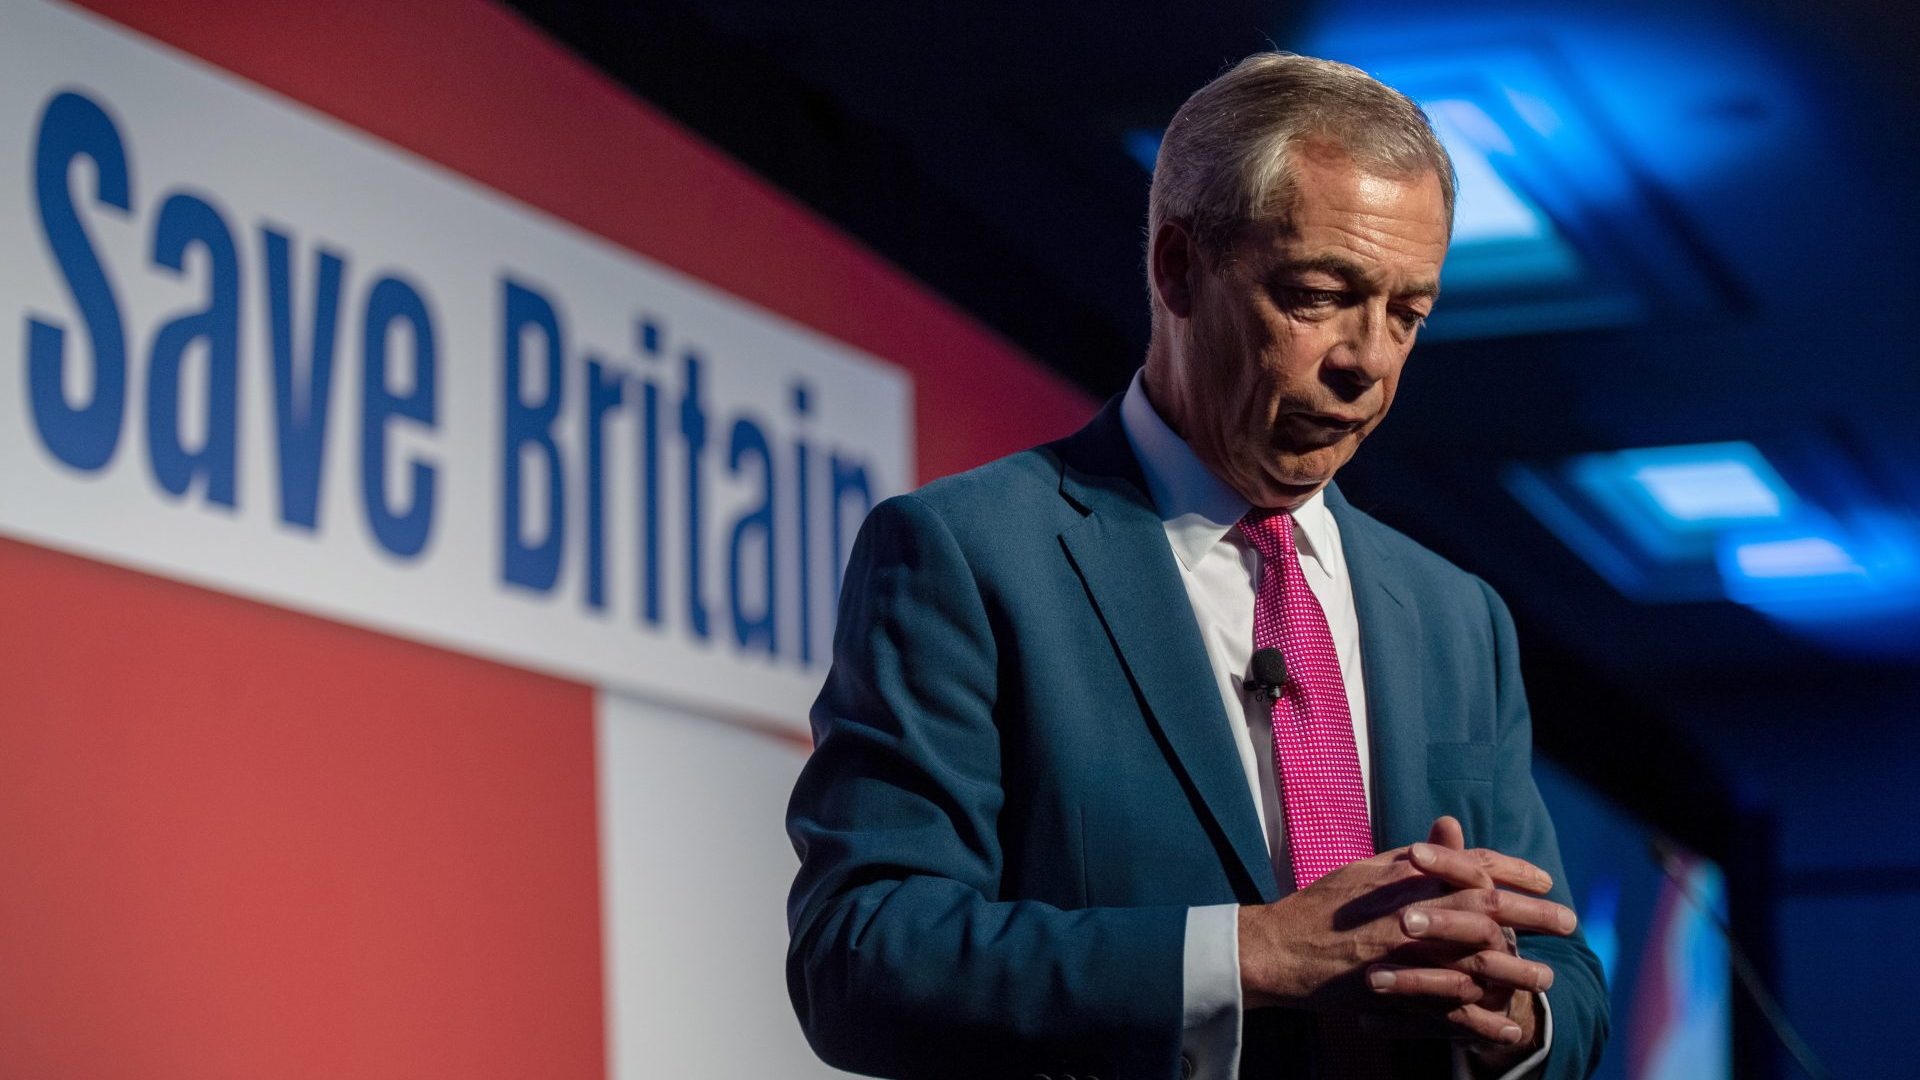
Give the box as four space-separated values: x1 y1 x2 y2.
0 2 1094 1078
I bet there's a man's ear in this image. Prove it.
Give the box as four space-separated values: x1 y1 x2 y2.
1150 217 1201 320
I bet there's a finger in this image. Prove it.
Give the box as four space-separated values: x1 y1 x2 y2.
1470 849 1557 894
1426 815 1465 850
1424 889 1578 936
1446 1003 1528 1045
1475 983 1516 1020
1398 906 1506 954
1404 842 1493 890
1366 964 1484 1006
1317 847 1481 926
1448 949 1555 994
1387 935 1555 996
1407 842 1555 895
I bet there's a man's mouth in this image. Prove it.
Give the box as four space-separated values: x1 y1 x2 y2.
1294 412 1365 432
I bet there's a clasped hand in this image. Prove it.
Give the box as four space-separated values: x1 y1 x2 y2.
1237 815 1575 1052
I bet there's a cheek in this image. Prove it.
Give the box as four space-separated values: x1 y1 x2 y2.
1193 318 1259 405
1236 306 1292 374
1258 321 1327 395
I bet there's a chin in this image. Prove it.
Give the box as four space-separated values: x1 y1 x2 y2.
1244 472 1327 510
1278 448 1348 482
1226 435 1357 506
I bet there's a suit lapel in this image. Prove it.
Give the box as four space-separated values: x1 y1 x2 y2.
1326 485 1429 853
1053 402 1279 903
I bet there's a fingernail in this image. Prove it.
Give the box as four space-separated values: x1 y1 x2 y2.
1410 844 1434 866
1559 910 1577 933
1538 971 1555 992
1501 1024 1522 1044
1403 909 1429 934
1369 969 1396 990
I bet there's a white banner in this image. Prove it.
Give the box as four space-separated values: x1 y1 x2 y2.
0 0 913 731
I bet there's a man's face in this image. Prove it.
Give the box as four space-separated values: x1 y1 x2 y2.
1153 141 1450 509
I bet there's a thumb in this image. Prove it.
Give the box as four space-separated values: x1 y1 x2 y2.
1427 815 1466 850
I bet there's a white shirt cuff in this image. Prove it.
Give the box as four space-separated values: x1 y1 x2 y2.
1180 903 1243 1080
1451 991 1554 1080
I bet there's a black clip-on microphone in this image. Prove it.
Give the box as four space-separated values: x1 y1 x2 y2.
1249 647 1288 702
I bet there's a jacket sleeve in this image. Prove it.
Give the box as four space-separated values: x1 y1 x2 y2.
786 493 1190 1080
1478 578 1612 1080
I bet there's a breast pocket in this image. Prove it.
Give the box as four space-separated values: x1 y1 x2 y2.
1425 741 1497 846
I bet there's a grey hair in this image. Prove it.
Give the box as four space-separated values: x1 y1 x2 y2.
1147 52 1455 278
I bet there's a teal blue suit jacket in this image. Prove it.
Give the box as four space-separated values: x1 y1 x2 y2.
786 399 1608 1079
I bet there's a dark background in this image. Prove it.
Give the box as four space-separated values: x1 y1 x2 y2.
504 1 1920 1074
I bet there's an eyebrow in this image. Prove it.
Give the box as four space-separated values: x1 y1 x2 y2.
1275 255 1441 301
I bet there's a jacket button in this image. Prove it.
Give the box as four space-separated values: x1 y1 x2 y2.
1180 1054 1196 1080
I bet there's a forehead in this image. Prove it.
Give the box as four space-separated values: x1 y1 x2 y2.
1243 145 1450 287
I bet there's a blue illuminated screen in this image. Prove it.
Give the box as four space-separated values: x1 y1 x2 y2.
1534 758 1732 1080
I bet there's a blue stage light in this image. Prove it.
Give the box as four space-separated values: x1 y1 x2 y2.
1292 9 1786 339
1633 457 1785 524
1565 442 1794 564
1423 99 1539 243
1616 442 1793 529
1728 535 1862 582
1718 511 1920 621
1515 438 1920 643
1419 97 1588 298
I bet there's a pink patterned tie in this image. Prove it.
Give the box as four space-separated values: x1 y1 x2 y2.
1240 508 1374 888
1241 508 1387 1080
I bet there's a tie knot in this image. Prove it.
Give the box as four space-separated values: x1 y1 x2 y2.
1239 507 1296 560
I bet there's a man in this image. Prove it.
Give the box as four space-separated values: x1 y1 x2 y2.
787 53 1608 1080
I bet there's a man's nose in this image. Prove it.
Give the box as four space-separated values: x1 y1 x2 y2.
1323 303 1399 390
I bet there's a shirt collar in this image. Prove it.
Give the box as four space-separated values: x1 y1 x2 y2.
1117 369 1335 571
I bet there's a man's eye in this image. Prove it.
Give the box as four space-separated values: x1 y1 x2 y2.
1393 307 1430 331
1284 288 1345 311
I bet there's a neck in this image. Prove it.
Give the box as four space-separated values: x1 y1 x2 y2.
1139 346 1188 443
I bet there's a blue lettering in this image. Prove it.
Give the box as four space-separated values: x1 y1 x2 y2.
27 91 130 472
501 278 566 591
636 320 663 626
263 227 346 530
681 350 710 640
791 383 814 666
146 191 240 507
727 415 777 655
360 275 438 558
583 358 625 611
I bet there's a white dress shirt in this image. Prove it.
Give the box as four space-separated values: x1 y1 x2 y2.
1116 371 1551 1080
